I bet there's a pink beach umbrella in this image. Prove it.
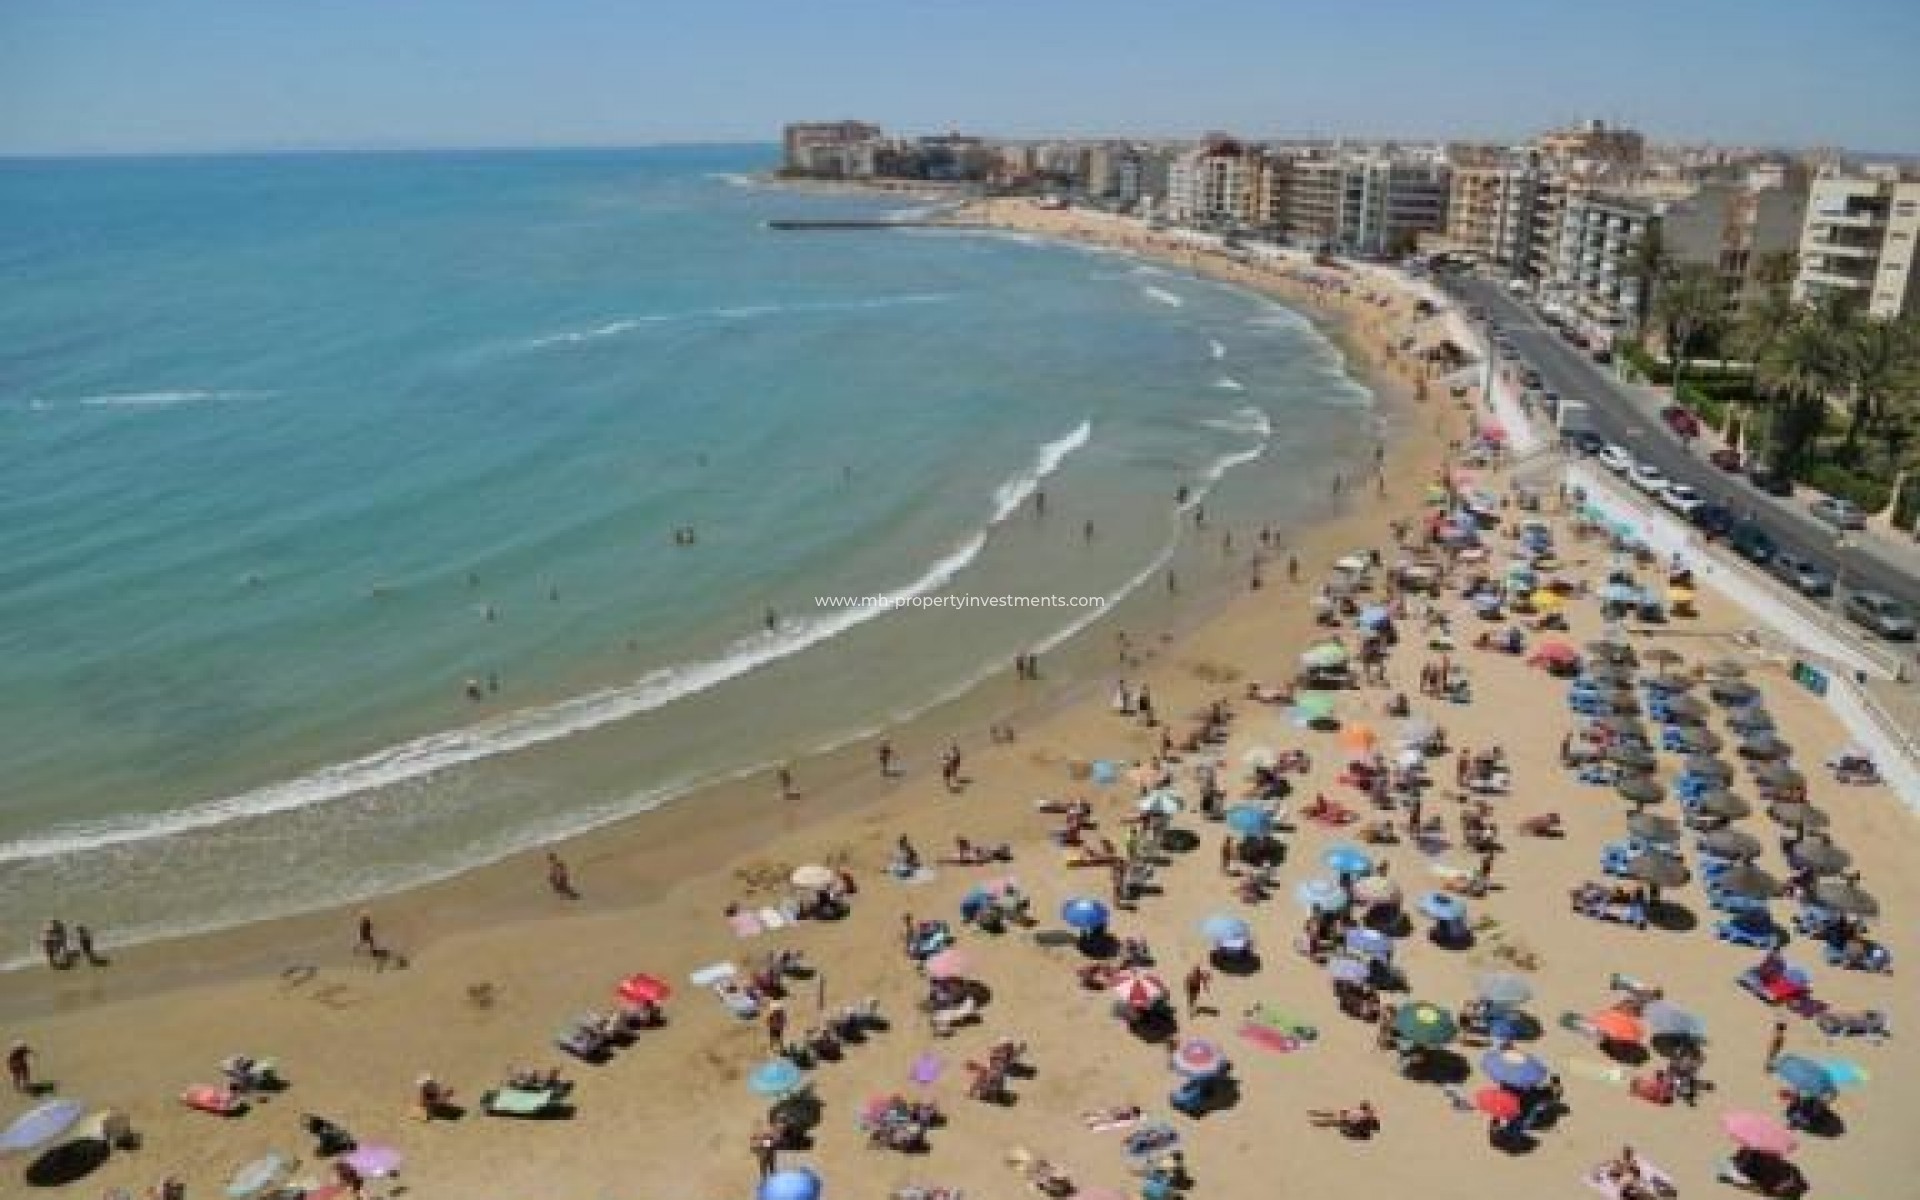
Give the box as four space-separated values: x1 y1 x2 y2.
343 1143 403 1179
1720 1111 1797 1158
1170 1037 1226 1078
1110 970 1169 1011
924 947 973 981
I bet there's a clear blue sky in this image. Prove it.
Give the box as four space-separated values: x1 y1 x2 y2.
2 0 1916 155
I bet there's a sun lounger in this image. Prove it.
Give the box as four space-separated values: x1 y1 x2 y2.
689 961 735 988
1815 1008 1889 1040
482 1086 563 1117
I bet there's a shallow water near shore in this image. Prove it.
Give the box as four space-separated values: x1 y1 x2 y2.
0 148 1380 955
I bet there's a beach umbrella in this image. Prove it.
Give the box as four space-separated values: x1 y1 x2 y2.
1627 813 1681 844
1418 891 1466 923
1728 708 1775 733
1294 693 1337 725
789 864 837 891
1608 746 1658 772
1644 1001 1706 1042
343 1144 403 1179
1475 973 1533 1009
1712 863 1778 899
1616 777 1665 807
1721 1111 1797 1158
1699 828 1761 861
1242 746 1278 770
1358 605 1393 629
1588 1009 1646 1045
1110 970 1170 1011
1061 897 1110 931
1821 1059 1870 1090
1323 844 1372 876
0 1099 87 1154
1587 639 1633 662
1675 728 1724 753
616 972 673 1006
1659 693 1705 718
1812 878 1879 918
1626 853 1690 889
1766 800 1827 829
1091 759 1119 785
1753 763 1805 790
1325 955 1370 984
1473 1086 1522 1121
1302 642 1348 670
1395 1002 1458 1046
1706 659 1748 679
759 1168 824 1200
1711 680 1759 705
1225 805 1273 838
1481 1049 1549 1090
226 1154 290 1199
1531 590 1568 614
1693 790 1751 820
1772 1055 1836 1099
749 1058 805 1098
1169 1037 1227 1079
1200 914 1252 947
1295 878 1349 913
1338 724 1378 758
1345 927 1394 961
1137 788 1183 816
1352 875 1401 907
924 947 973 981
1790 839 1850 875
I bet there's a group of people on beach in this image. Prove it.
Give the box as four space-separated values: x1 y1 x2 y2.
39 918 103 969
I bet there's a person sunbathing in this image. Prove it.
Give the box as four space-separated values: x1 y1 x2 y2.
1079 1103 1141 1127
1307 1100 1379 1137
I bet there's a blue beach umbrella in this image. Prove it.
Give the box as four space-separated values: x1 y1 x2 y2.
1772 1055 1836 1099
1200 914 1252 947
1090 759 1119 785
1419 892 1466 923
227 1153 291 1199
1475 973 1533 1009
748 1058 804 1098
1644 1001 1706 1042
1062 897 1110 931
1326 955 1371 983
1344 927 1394 961
1138 788 1184 816
0 1099 87 1153
1225 806 1273 838
1358 605 1393 629
1323 844 1372 876
1821 1059 1869 1090
1294 878 1348 913
1481 1049 1549 1090
1602 583 1639 605
759 1168 823 1200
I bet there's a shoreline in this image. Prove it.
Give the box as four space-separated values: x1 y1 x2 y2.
0 203 1443 1013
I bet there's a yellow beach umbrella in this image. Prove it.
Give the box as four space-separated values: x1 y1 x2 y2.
1530 589 1566 612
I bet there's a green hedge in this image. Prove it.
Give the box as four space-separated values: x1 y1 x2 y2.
1799 463 1891 513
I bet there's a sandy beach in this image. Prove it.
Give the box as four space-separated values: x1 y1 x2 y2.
4 203 1912 1200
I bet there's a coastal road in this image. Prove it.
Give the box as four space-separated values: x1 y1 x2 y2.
1448 277 1920 638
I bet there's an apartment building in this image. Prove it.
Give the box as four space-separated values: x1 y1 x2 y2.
1657 173 1808 309
1537 119 1645 170
1553 191 1657 325
1264 152 1450 256
1167 136 1257 226
781 121 883 177
1444 153 1541 271
1794 168 1920 319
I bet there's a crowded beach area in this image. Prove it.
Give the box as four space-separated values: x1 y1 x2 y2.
4 204 1914 1200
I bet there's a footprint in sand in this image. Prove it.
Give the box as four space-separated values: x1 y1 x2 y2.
310 983 362 1009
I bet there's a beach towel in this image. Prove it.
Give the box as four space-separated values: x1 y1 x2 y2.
180 1085 242 1115
1082 1110 1142 1133
910 1053 945 1086
1238 1024 1302 1053
484 1086 556 1116
1244 1003 1319 1040
689 962 736 987
1582 1156 1677 1199
728 911 764 938
757 906 789 930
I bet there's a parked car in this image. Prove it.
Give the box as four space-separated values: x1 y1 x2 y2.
1590 346 1613 365
1659 483 1705 518
1567 430 1605 457
1842 590 1917 641
1629 462 1669 495
1729 521 1777 564
1766 551 1834 598
1747 464 1795 497
1660 405 1701 439
1690 503 1736 540
1522 369 1543 389
1708 447 1743 472
1597 444 1635 474
1810 496 1867 530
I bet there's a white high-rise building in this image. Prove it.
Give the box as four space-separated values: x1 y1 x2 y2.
1794 167 1920 319
1167 136 1256 226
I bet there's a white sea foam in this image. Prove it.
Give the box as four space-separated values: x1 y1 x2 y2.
0 529 993 866
526 293 951 349
1202 407 1272 439
55 389 268 411
1213 377 1245 392
989 420 1092 524
1210 339 1226 360
1141 286 1184 308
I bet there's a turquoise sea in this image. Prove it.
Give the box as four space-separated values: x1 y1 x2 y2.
0 147 1382 959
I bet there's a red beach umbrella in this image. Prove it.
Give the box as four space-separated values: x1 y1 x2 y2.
616 973 672 1006
1474 1087 1522 1120
1588 1008 1646 1045
1110 970 1169 1011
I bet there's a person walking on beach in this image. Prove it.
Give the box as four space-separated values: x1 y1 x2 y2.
1288 555 1300 584
546 852 576 899
74 924 101 967
354 911 379 959
7 1041 33 1093
39 920 67 970
1184 965 1213 1017
1220 836 1236 876
941 743 962 791
877 740 895 777
765 999 788 1054
777 765 796 798
751 1125 779 1179
1764 1021 1787 1071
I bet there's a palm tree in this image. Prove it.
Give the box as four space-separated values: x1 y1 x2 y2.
1626 222 1669 333
1731 274 1800 450
1653 262 1727 420
1758 308 1846 473
1837 312 1918 455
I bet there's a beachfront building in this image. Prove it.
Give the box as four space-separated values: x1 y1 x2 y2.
1443 150 1542 273
1263 151 1451 257
1551 190 1658 329
1793 166 1920 319
781 121 884 178
1115 146 1172 214
1167 136 1258 227
1657 171 1809 310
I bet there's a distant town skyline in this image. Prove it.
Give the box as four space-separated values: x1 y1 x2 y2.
2 0 1917 157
